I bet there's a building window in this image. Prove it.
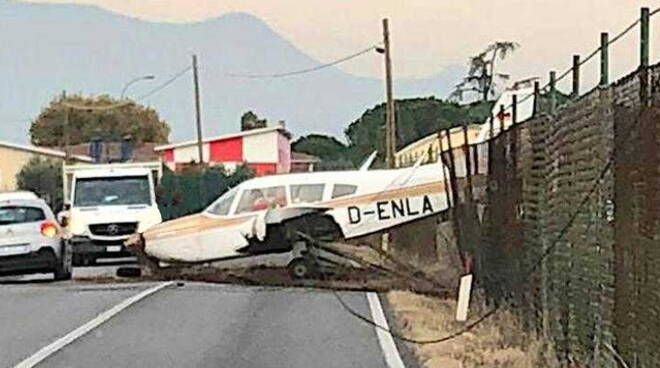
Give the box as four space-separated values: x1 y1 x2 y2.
290 184 324 204
331 184 358 199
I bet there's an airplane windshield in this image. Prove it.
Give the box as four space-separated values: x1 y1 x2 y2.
235 186 287 214
206 187 238 216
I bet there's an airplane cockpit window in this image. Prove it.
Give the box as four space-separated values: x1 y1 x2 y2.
331 184 358 199
235 186 287 214
290 184 324 204
206 187 238 216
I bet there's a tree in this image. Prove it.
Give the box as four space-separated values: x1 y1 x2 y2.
16 157 63 212
240 111 267 131
30 94 170 147
344 97 493 165
450 41 519 102
292 134 354 171
292 134 349 161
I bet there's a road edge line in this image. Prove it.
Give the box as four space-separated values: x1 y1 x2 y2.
13 281 174 368
366 292 406 368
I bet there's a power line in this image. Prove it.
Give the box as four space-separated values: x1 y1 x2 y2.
61 66 192 111
137 66 192 100
499 6 660 117
225 44 380 79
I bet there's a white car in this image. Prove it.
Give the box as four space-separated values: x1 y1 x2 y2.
0 191 72 280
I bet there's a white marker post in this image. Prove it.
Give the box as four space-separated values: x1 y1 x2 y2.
455 273 473 322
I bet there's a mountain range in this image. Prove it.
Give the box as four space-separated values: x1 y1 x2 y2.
0 0 463 144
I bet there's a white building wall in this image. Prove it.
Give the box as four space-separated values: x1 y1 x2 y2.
173 143 210 163
242 132 278 162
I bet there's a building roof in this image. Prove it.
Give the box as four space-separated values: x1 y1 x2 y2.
395 125 482 157
154 125 290 152
290 151 320 163
0 140 93 162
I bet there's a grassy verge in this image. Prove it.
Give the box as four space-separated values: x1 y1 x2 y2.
386 291 559 368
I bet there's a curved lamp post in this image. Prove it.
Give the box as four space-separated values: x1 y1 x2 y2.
120 75 155 99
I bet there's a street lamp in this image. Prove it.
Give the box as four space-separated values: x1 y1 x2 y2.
120 75 156 99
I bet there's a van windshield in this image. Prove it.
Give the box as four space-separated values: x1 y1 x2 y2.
74 176 151 207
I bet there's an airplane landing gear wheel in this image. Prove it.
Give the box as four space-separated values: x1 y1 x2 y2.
288 258 315 279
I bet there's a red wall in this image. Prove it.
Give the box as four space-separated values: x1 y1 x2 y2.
210 137 243 162
163 148 174 162
249 163 277 176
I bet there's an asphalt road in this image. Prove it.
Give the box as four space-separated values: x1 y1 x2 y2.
0 279 398 368
0 257 137 284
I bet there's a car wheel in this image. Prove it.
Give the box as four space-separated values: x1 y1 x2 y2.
287 258 315 279
54 242 73 281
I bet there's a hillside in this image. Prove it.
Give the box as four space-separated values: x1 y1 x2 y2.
0 1 463 144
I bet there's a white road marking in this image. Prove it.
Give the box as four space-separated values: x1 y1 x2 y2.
366 292 406 368
13 281 174 368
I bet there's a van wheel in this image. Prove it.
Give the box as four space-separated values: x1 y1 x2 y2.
288 258 315 279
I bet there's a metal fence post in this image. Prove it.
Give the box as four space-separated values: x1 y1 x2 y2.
550 71 557 114
512 94 518 125
533 81 540 116
640 7 650 68
437 131 453 209
572 55 581 99
462 125 473 196
600 32 609 87
499 104 506 133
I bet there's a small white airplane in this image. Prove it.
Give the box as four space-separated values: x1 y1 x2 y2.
128 153 450 277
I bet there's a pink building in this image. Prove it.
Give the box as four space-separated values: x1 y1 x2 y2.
155 125 291 176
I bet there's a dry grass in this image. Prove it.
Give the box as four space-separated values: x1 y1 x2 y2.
387 291 559 368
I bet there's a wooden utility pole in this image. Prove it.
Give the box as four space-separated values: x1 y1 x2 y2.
382 18 396 168
62 90 70 159
192 54 204 164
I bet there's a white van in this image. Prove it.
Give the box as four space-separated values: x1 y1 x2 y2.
60 162 162 265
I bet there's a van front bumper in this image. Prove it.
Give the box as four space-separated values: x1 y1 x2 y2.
68 237 133 259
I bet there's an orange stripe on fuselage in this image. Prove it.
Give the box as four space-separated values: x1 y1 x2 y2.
143 213 254 241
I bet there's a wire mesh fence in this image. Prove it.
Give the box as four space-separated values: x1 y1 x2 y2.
441 61 660 366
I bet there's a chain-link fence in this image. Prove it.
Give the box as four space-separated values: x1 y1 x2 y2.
442 61 660 366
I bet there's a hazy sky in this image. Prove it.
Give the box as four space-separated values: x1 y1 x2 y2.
24 0 660 90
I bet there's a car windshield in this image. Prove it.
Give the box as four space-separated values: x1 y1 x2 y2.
74 176 151 207
0 206 45 225
206 187 238 216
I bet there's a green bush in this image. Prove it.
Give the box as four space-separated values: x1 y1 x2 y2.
156 165 253 221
